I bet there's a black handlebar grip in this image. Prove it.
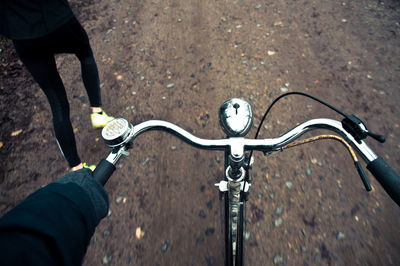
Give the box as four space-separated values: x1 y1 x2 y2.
93 159 116 186
367 157 400 207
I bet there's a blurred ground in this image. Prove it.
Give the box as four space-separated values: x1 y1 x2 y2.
1 0 400 265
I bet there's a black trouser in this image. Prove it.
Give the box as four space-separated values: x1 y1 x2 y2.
13 16 102 167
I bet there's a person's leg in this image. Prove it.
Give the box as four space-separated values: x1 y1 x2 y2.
64 17 102 108
51 16 115 127
13 40 82 169
61 17 114 128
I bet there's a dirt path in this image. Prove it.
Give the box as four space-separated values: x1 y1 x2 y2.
1 0 400 265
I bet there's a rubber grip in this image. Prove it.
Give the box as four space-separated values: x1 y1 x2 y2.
93 159 116 186
367 157 400 207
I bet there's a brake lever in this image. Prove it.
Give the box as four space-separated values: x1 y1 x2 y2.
355 161 372 191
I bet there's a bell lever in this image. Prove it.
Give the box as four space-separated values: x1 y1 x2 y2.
341 114 385 143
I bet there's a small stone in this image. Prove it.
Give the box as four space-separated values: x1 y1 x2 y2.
115 196 123 204
166 83 175 89
236 25 242 29
274 172 281 179
131 91 137 96
177 18 182 22
103 230 111 238
242 61 249 66
285 181 293 189
306 104 312 109
342 2 347 6
285 82 290 87
227 29 232 33
255 4 261 9
267 50 276 56
342 18 347 23
142 158 150 166
161 240 170 252
199 210 206 218
306 168 311 176
367 74 373 79
275 207 282 215
244 231 251 240
280 87 288 93
274 217 283 227
273 254 283 264
171 146 177 150
205 228 215 236
102 254 112 265
140 76 145 81
337 232 345 240
206 257 215 266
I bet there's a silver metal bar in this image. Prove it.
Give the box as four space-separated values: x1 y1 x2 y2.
128 119 377 163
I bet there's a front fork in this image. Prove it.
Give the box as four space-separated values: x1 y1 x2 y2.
216 153 252 266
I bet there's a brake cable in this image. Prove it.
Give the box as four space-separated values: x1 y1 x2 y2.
249 91 383 191
281 134 372 191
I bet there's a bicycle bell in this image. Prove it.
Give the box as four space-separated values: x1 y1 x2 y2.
219 98 253 137
101 118 133 147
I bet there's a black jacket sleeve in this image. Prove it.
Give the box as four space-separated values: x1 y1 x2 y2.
0 0 74 40
0 169 109 266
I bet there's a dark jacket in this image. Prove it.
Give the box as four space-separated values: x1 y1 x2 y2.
0 0 74 40
0 169 109 266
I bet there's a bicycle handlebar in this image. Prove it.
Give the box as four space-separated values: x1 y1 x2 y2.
102 118 377 161
93 117 400 206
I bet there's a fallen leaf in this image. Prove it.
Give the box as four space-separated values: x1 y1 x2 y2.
11 129 23 136
136 227 145 239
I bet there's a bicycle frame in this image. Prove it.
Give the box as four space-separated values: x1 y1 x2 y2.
90 93 400 265
97 115 378 265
